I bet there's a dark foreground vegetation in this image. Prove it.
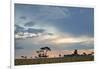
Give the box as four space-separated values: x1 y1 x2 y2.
15 55 94 65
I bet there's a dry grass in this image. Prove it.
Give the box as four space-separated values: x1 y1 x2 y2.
15 55 94 65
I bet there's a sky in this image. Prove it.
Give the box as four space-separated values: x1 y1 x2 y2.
14 4 94 58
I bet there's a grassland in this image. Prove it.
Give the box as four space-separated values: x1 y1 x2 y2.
15 55 94 65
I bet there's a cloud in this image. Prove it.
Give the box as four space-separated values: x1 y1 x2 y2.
15 24 23 29
15 32 38 39
47 33 54 36
20 16 27 20
27 28 45 34
24 21 35 27
80 38 94 46
32 6 70 21
15 4 94 51
33 33 94 47
15 24 25 33
15 30 94 51
15 4 94 37
15 28 45 39
51 36 93 45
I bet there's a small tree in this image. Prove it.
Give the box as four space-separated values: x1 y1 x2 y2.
24 56 27 59
36 51 40 57
21 56 24 59
83 52 87 55
91 52 94 55
73 49 78 55
59 54 61 57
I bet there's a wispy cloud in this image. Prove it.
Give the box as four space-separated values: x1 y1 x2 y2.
51 36 93 45
34 6 70 21
24 21 35 27
27 28 45 33
20 16 27 20
15 24 25 33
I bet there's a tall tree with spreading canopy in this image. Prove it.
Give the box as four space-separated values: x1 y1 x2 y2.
36 46 51 58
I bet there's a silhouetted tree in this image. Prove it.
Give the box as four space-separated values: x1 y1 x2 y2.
35 56 37 58
21 56 24 59
40 47 51 57
91 52 94 55
59 54 61 57
36 51 41 57
36 46 51 58
88 52 94 56
83 52 87 55
73 49 78 55
24 56 27 59
21 56 27 59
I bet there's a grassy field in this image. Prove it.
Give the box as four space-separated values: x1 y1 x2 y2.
15 55 94 65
